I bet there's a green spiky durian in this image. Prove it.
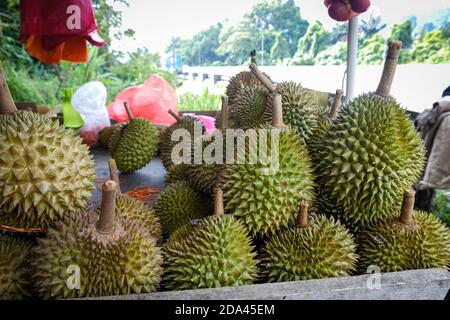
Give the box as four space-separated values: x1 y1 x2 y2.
163 213 258 290
155 181 212 237
222 126 315 236
165 163 190 185
261 212 358 282
226 71 271 106
99 123 122 150
111 118 159 173
115 194 161 242
159 116 204 170
32 181 163 299
108 123 126 155
358 191 450 272
316 94 425 228
0 111 95 229
230 85 272 129
0 235 33 300
277 81 323 142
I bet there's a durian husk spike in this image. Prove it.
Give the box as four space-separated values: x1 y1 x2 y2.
168 109 182 122
221 96 229 130
0 62 17 114
214 187 224 216
329 89 343 119
108 159 122 194
375 40 402 98
296 200 309 228
271 92 285 128
249 63 277 93
399 189 415 225
96 180 117 234
123 101 135 120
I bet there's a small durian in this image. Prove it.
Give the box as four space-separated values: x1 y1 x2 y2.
108 160 161 242
155 181 212 237
315 41 426 229
0 63 95 229
358 189 450 272
159 110 204 170
221 80 315 237
99 123 122 150
163 188 259 290
230 85 272 129
0 235 33 300
32 180 163 299
261 201 358 282
110 103 159 173
165 163 190 185
226 70 271 106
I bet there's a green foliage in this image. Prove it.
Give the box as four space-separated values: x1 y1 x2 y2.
432 190 450 227
389 20 414 49
358 34 385 65
407 29 450 64
178 87 221 111
292 22 331 65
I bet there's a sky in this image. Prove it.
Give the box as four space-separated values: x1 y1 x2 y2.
111 0 450 55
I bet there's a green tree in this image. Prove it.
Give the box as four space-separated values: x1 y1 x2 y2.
270 32 291 64
409 29 450 63
292 21 331 65
358 34 385 65
389 20 413 49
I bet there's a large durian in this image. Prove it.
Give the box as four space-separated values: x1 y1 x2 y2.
163 188 259 290
0 64 95 229
315 41 426 229
221 85 315 236
110 103 159 173
32 180 163 299
261 201 358 282
358 189 450 272
159 110 204 170
226 70 271 106
0 235 33 300
155 181 212 237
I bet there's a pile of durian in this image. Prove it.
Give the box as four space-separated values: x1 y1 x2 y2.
0 41 449 300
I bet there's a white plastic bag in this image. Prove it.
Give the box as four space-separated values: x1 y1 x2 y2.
72 81 110 146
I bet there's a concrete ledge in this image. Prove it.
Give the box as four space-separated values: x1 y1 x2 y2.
93 268 450 300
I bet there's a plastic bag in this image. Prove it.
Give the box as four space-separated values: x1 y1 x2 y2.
107 75 178 125
72 81 110 146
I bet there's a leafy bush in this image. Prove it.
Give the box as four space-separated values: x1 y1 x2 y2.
432 190 450 226
178 87 221 111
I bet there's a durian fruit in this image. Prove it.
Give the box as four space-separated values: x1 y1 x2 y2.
110 103 159 173
0 64 95 229
184 96 232 195
99 123 122 150
315 41 426 230
159 110 204 170
155 181 212 237
108 123 126 154
107 159 162 242
261 201 358 282
165 163 190 185
0 235 33 300
358 189 450 272
32 180 163 299
226 70 272 106
221 85 315 236
163 188 259 290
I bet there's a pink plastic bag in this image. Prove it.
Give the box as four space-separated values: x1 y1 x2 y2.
108 75 178 125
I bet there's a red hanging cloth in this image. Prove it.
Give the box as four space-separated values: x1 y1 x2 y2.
19 0 105 64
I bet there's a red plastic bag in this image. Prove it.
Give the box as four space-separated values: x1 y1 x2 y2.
108 75 178 125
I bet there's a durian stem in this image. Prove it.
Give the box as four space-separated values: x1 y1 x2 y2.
250 50 257 64
214 188 224 216
399 189 415 225
221 96 229 130
123 102 134 120
96 180 117 234
375 40 402 98
0 62 17 114
296 200 309 228
271 93 285 128
168 109 182 122
249 63 277 93
108 159 121 194
329 89 343 120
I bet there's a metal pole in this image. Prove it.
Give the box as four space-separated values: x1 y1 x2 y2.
345 16 359 104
